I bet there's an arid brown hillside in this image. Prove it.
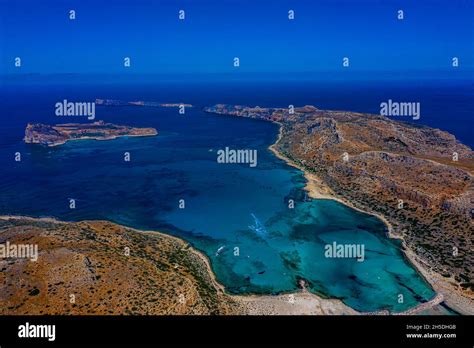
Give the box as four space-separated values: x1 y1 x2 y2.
0 217 241 315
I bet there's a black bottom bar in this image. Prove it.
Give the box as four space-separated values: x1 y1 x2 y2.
0 315 472 346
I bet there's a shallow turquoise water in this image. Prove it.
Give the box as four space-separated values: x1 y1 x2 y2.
0 88 436 312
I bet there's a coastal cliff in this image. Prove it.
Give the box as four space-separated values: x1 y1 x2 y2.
24 121 158 146
204 104 474 309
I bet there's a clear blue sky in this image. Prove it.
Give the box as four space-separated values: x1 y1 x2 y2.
1 0 473 75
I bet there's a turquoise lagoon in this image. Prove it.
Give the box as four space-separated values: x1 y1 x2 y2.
0 86 436 313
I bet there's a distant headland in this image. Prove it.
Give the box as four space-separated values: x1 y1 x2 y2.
96 99 192 108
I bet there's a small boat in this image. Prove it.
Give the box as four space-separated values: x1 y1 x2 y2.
215 245 225 256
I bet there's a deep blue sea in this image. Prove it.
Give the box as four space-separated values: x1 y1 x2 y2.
0 76 471 312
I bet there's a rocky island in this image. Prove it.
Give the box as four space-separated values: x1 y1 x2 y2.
205 104 474 314
24 121 158 146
